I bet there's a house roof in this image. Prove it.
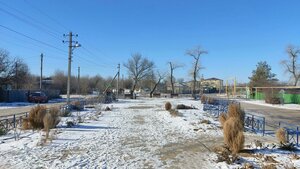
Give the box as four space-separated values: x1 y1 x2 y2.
204 77 222 81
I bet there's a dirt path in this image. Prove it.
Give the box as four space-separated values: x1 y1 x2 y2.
0 98 224 169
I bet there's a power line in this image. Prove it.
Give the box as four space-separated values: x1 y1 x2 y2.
0 1 63 36
0 24 67 54
0 7 61 41
23 0 71 32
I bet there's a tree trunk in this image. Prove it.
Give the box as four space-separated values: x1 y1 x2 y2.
150 79 161 98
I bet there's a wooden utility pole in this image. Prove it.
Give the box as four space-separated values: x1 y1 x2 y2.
63 32 80 105
15 62 18 89
77 66 80 94
67 32 72 105
117 64 120 97
40 53 43 90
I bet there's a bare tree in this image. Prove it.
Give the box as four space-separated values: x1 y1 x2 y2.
124 53 154 98
186 46 207 97
12 58 30 89
150 71 165 98
281 45 300 86
168 62 182 94
0 49 15 85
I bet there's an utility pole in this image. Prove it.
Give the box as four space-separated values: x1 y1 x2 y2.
63 32 81 105
15 62 18 89
117 63 120 97
40 53 43 90
77 66 80 94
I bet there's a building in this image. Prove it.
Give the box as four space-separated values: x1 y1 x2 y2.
200 78 223 93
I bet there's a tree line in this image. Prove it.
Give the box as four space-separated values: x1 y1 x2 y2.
1 44 300 95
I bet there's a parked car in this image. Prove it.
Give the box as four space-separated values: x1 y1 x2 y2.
28 92 48 103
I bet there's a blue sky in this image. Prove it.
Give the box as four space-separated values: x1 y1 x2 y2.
1 0 300 83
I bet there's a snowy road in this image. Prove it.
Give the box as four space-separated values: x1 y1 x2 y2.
0 98 223 169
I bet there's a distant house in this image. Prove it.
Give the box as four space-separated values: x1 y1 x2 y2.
201 77 223 92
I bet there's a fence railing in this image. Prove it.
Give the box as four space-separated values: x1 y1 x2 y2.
202 98 300 146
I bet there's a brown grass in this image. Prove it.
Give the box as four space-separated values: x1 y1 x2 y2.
227 104 245 126
169 109 180 117
276 128 287 144
165 102 172 111
29 105 47 129
219 113 227 127
223 117 244 155
43 107 60 141
22 118 31 130
200 95 207 103
262 164 277 169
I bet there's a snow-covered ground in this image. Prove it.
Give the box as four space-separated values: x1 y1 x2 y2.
0 98 299 169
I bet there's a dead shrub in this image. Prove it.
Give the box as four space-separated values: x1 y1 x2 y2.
29 105 47 129
276 128 287 144
200 95 207 103
165 102 172 111
262 164 277 169
219 113 227 127
200 119 210 124
231 131 245 155
227 104 245 126
223 117 244 155
169 109 180 117
22 118 31 130
71 101 83 110
207 97 215 104
43 107 60 141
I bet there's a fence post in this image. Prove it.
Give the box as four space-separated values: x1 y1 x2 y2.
251 115 254 130
13 114 16 129
297 127 299 147
262 117 265 136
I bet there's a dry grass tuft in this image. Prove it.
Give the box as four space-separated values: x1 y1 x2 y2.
200 119 211 124
71 101 83 110
165 102 172 111
22 118 31 130
223 117 244 155
276 128 287 144
231 131 245 155
262 164 277 169
227 104 245 123
29 105 47 129
169 109 180 117
200 95 207 103
43 107 60 141
219 113 227 127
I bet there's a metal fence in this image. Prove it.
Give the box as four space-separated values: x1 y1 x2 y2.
202 98 300 146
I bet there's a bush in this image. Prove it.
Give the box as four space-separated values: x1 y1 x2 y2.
219 113 227 127
264 89 281 104
223 117 244 155
200 95 207 103
276 128 287 144
43 107 60 141
227 104 245 126
0 127 6 136
22 118 31 130
165 102 172 111
71 101 83 110
29 105 47 129
208 97 215 104
169 109 180 117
